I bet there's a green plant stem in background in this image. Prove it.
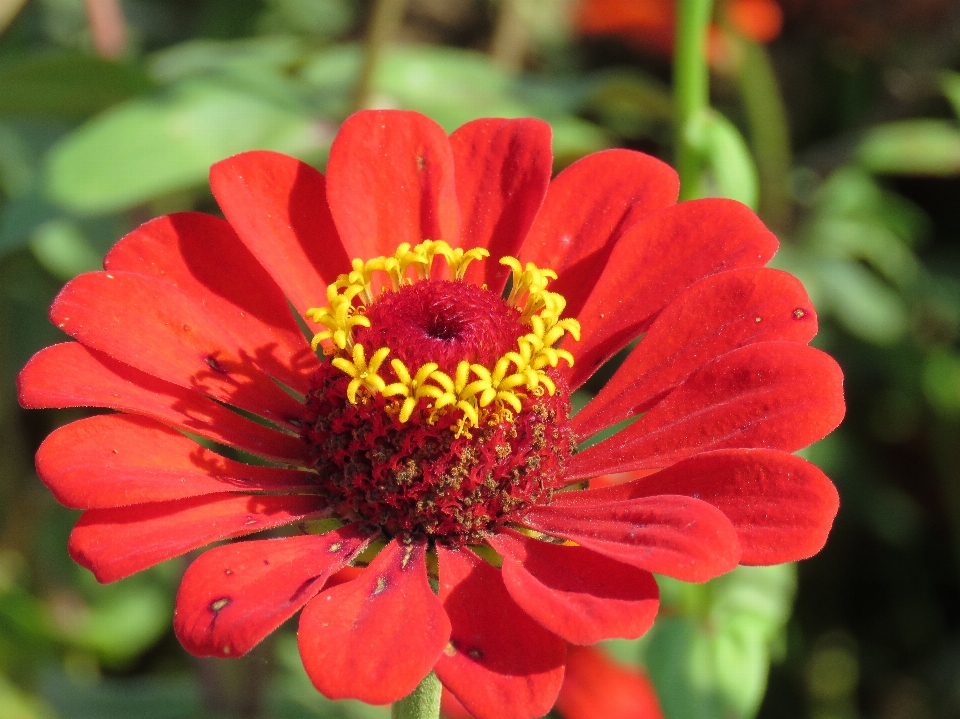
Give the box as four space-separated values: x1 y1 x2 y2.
392 672 442 719
0 0 28 35
673 0 715 199
489 0 529 72
736 38 793 232
353 0 409 112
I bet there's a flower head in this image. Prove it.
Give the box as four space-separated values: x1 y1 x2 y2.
18 110 843 719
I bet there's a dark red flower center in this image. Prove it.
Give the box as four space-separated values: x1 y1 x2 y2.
355 280 527 375
300 274 576 547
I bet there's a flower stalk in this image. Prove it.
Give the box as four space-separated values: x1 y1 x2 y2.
392 672 442 719
735 37 793 232
353 0 409 111
674 0 715 200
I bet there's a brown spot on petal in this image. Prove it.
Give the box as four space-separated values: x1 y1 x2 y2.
794 308 807 319
210 598 230 613
467 647 483 660
373 576 387 595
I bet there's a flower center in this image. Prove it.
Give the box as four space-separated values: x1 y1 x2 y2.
355 279 526 375
300 242 579 546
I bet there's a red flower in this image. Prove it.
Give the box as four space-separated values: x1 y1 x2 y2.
18 110 843 719
577 0 783 60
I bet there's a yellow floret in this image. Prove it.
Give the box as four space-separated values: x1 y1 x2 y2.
306 244 579 432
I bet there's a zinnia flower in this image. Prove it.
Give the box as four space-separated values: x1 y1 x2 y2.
18 109 843 719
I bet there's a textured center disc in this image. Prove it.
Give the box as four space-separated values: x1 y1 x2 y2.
354 280 527 375
302 278 575 546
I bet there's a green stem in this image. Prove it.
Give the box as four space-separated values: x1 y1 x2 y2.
0 0 28 35
489 0 528 72
353 0 408 112
391 672 442 719
673 0 715 200
736 38 793 232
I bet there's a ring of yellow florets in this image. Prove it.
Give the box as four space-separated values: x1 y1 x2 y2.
305 241 580 436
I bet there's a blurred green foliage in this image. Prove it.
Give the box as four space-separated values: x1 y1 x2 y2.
2 0 960 718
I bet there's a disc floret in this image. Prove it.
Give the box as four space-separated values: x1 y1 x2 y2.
305 241 580 435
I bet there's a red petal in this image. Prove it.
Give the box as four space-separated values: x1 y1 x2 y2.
17 343 309 463
556 645 664 719
521 496 741 583
567 341 845 480
435 546 566 719
520 149 678 316
325 564 364 589
51 271 306 428
69 494 326 583
209 150 350 317
487 529 659 645
298 538 450 705
556 449 840 565
571 267 818 439
37 414 315 509
567 198 779 389
105 212 320 395
441 689 475 719
175 525 372 658
326 110 461 262
448 118 552 291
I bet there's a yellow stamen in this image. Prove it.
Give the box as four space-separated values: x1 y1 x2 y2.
306 243 580 433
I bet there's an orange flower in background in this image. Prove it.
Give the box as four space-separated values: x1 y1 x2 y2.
577 0 783 59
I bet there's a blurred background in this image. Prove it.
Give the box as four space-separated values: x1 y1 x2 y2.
1 0 960 717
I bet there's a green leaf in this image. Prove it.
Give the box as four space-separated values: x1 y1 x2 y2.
41 672 201 719
47 79 327 214
857 119 960 176
0 675 55 719
583 69 673 139
0 53 152 118
257 0 356 39
923 351 960 415
0 122 34 198
686 109 759 209
814 259 909 345
373 45 529 131
60 579 172 665
646 565 797 719
28 219 102 280
808 217 919 288
939 70 960 120
549 117 612 168
149 35 307 84
813 167 928 245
